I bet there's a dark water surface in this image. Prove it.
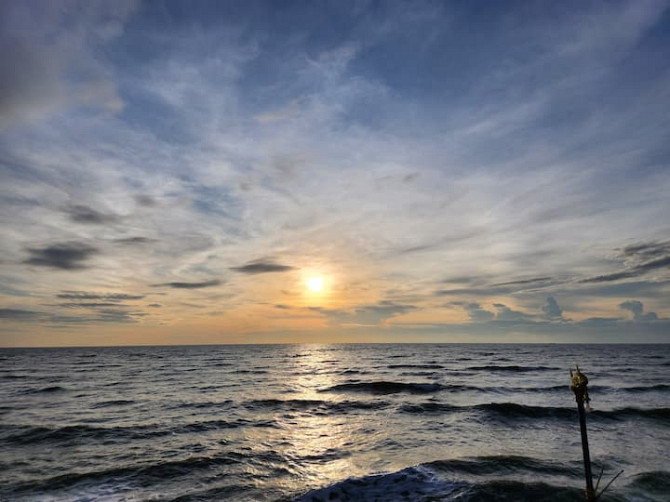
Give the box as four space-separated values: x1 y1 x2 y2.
1 344 668 501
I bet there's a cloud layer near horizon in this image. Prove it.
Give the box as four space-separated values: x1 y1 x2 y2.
1 1 669 346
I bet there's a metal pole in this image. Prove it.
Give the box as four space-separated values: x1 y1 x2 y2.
571 366 595 502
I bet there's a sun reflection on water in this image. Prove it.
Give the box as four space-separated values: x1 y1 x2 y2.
269 347 369 493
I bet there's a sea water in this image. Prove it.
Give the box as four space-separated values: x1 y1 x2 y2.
1 344 668 501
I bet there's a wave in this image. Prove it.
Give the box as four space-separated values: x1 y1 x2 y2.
627 470 670 494
24 386 66 394
289 465 468 502
12 453 245 493
289 460 668 502
90 399 135 409
244 398 389 413
388 364 445 369
621 384 670 392
169 400 234 410
320 381 443 394
399 401 670 423
1 416 279 447
288 463 585 502
1 423 161 446
1 374 27 380
464 365 558 372
426 455 582 478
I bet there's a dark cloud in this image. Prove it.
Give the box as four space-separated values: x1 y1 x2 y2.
147 303 162 308
274 304 292 309
134 194 156 207
442 276 485 285
579 271 637 283
580 256 670 284
24 243 98 270
436 286 512 296
620 299 644 318
114 236 156 245
619 300 658 322
96 309 144 323
57 302 127 308
1 306 146 325
461 303 535 322
156 279 221 289
57 292 144 300
66 205 118 224
398 243 436 254
621 241 670 260
636 255 670 272
572 280 670 298
581 242 670 284
493 277 553 287
0 308 40 319
542 296 563 320
230 261 295 274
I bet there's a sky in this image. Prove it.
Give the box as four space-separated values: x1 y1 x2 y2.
1 0 669 347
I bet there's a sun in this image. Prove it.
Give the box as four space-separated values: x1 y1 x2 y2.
307 276 324 292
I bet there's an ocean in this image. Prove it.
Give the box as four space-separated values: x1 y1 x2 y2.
0 344 668 501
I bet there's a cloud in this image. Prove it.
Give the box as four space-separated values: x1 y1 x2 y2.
65 205 118 224
635 256 670 273
56 291 144 300
95 308 144 323
0 306 146 325
462 302 536 322
492 303 532 321
619 300 658 322
436 286 513 297
0 0 138 127
230 261 296 274
24 243 98 270
542 296 563 320
156 279 222 289
1 2 669 342
0 308 40 320
134 194 157 207
464 303 495 322
581 241 670 283
57 302 127 308
621 241 670 260
493 277 553 287
311 301 416 326
580 256 670 283
114 237 156 245
579 271 638 283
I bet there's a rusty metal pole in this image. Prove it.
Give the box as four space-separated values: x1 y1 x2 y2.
570 365 595 502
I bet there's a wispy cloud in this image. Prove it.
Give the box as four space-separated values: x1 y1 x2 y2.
0 0 138 127
1 1 669 344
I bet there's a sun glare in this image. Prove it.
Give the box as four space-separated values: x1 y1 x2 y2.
307 276 324 292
